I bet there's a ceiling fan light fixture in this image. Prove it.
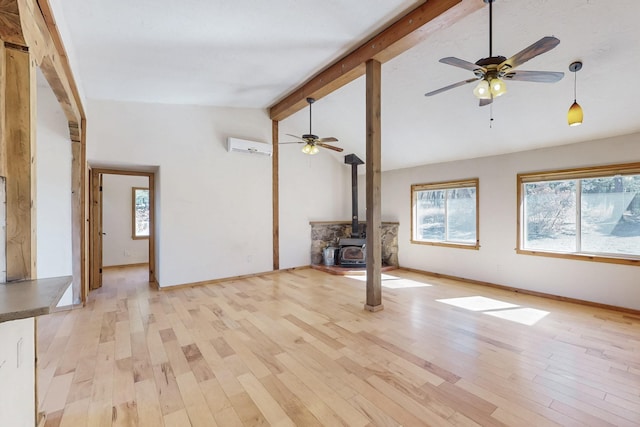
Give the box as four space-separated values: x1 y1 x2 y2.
301 143 319 155
424 0 563 107
301 143 312 154
473 80 491 99
489 77 507 97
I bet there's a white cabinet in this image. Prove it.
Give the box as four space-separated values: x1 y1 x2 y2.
0 317 35 427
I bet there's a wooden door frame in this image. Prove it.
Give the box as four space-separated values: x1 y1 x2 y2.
89 169 101 290
88 168 156 292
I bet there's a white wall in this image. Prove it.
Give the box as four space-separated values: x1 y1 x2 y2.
377 132 640 310
55 284 73 308
102 174 149 266
278 146 351 268
87 100 271 287
48 0 88 111
87 100 346 287
277 103 353 269
36 77 73 280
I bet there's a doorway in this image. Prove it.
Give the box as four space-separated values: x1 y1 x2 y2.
89 168 156 292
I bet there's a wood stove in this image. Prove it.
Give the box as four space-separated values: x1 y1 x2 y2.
338 237 366 266
337 154 367 267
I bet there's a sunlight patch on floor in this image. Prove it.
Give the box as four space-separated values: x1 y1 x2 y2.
437 296 550 326
485 307 550 326
437 296 519 311
345 274 433 288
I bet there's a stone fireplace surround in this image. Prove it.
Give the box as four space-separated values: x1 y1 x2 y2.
310 221 399 266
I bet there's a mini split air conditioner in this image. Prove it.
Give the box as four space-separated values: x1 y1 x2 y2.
226 137 272 156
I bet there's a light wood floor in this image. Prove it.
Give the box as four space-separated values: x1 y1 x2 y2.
37 266 640 426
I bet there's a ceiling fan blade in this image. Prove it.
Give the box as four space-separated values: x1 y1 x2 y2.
279 141 304 145
439 57 485 73
503 70 564 83
285 133 306 142
316 142 344 152
425 78 479 97
479 97 493 107
317 137 338 143
499 36 560 71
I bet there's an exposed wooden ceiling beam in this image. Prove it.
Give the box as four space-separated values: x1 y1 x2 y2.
268 0 485 121
2 0 85 141
36 0 86 125
3 0 87 302
28 0 84 140
0 0 25 45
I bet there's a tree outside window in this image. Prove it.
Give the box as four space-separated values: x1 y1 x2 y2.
519 164 640 264
132 187 150 239
411 179 479 249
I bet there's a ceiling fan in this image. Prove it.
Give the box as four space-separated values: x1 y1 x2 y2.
424 0 564 106
280 97 343 155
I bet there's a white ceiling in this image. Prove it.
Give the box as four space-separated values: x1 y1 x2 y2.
57 0 640 171
57 0 421 107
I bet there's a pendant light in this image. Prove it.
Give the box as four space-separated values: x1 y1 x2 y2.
568 61 583 126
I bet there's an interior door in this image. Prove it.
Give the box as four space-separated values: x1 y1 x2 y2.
90 170 103 289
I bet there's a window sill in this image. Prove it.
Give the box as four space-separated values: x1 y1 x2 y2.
516 248 640 266
411 240 479 250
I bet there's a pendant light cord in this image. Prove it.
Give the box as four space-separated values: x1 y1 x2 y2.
573 70 577 103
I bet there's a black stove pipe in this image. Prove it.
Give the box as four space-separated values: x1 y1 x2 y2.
344 154 364 238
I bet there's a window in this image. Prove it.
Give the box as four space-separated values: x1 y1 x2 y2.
411 179 479 249
132 187 150 239
518 163 640 265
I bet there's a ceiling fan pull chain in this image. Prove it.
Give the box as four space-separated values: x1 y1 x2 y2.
489 102 494 128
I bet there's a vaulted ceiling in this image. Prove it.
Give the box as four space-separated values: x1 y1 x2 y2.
55 0 640 171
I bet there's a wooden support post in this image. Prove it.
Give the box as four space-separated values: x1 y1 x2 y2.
365 59 383 312
272 120 280 270
0 42 5 284
71 137 82 302
0 42 6 179
4 46 36 281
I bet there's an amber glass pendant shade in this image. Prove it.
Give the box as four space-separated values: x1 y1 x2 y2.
568 101 583 126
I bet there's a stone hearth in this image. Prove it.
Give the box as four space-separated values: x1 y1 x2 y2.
310 221 399 266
